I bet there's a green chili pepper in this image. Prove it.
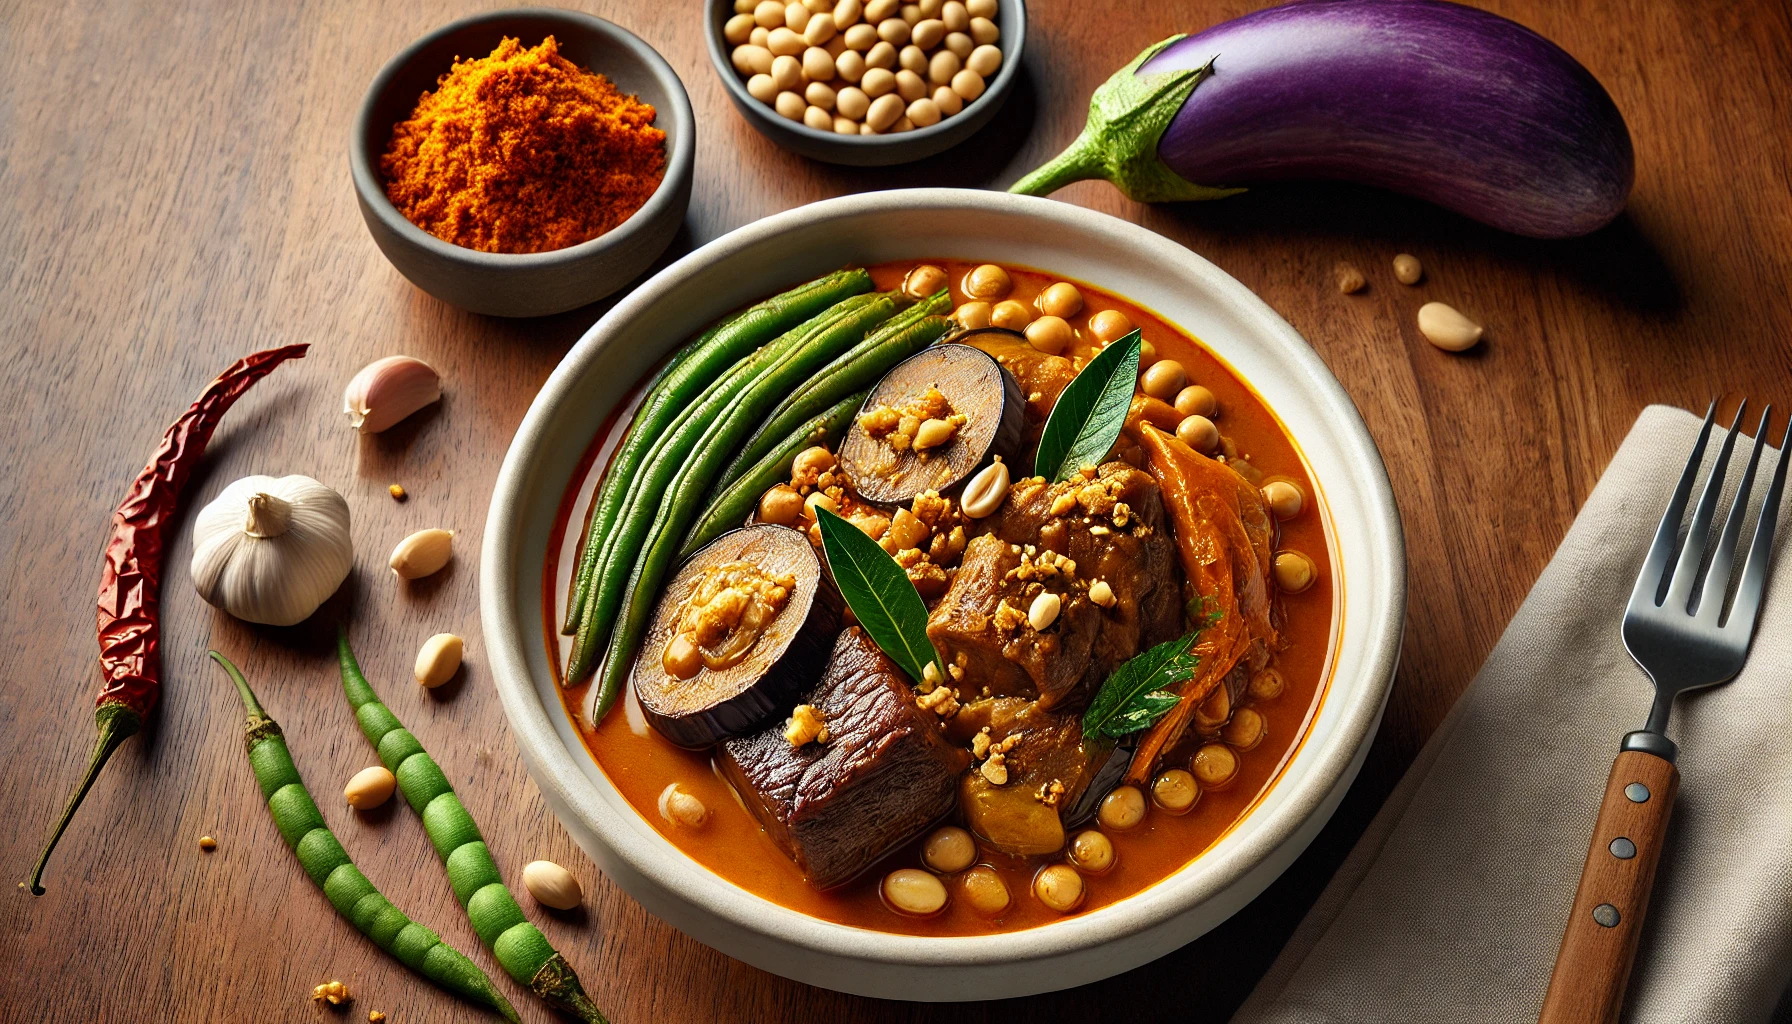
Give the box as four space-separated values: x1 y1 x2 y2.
210 651 519 1022
712 296 953 498
588 295 901 722
566 291 885 685
337 633 607 1024
682 389 870 558
561 269 872 635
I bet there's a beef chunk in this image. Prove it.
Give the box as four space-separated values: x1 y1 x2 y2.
718 627 970 889
926 462 1182 711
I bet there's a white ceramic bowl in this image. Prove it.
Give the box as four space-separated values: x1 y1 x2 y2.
483 189 1404 1000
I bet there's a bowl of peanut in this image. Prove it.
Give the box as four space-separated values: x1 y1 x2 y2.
706 0 1024 166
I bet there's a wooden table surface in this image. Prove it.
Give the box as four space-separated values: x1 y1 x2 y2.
4 0 1789 1020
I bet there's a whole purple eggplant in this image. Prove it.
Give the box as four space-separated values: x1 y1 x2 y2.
1010 0 1633 238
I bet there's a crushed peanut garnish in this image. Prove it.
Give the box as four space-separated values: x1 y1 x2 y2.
971 728 993 759
980 752 1009 785
312 981 351 1005
916 685 960 717
1037 779 1066 807
784 704 829 747
860 387 962 455
664 561 797 677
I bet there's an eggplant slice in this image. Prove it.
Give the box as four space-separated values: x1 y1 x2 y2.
631 525 840 748
837 343 1025 505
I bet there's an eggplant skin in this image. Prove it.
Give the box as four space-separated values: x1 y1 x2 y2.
1142 0 1634 238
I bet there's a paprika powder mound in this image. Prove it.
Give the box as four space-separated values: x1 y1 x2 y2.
381 36 666 255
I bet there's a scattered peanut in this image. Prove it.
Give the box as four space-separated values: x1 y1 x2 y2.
659 784 709 828
1249 667 1286 701
1028 591 1061 631
1152 768 1200 813
413 632 464 688
1273 550 1317 593
522 859 583 910
198 835 218 851
1069 830 1116 874
921 826 978 873
1033 864 1084 913
965 262 1011 299
313 981 352 1006
954 300 991 329
990 299 1031 330
1193 743 1239 788
344 765 397 810
1088 308 1134 343
1024 315 1073 355
1141 359 1187 401
883 867 949 915
1224 707 1267 751
1176 414 1218 453
1417 301 1483 351
388 483 407 501
960 459 1010 518
1336 262 1366 294
1392 252 1423 285
1174 384 1217 418
759 484 805 524
1098 785 1146 830
1261 480 1304 520
960 865 1011 915
1088 579 1116 608
389 528 454 580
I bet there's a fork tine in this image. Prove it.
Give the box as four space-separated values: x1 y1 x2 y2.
1701 405 1772 621
1631 402 1717 613
1725 412 1792 633
1669 401 1748 610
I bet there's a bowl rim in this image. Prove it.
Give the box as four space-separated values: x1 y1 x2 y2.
483 188 1404 968
702 0 1027 151
349 6 696 267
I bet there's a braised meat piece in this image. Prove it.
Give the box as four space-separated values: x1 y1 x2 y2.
948 697 1114 855
925 462 1182 711
718 627 970 889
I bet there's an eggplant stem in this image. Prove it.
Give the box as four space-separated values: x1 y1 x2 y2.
1009 36 1246 204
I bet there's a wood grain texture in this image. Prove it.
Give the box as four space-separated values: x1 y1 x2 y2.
2 0 1790 1021
1540 751 1680 1024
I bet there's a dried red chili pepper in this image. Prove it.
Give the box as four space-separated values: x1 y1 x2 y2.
26 344 309 895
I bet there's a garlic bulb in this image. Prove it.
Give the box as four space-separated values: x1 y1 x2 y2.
191 475 353 626
344 356 442 433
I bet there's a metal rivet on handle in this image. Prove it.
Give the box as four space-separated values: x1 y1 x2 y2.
1593 903 1621 928
1609 837 1637 860
1624 783 1650 803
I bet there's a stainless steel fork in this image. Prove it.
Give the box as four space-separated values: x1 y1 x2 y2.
1539 402 1790 1024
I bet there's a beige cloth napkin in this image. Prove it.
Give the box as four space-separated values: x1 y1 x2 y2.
1233 405 1792 1024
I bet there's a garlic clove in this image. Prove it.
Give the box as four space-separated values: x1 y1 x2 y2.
390 528 454 579
344 356 442 433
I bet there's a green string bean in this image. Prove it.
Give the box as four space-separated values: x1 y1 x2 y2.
711 295 954 498
210 652 519 1022
338 633 608 1024
561 269 871 636
566 290 884 686
681 388 871 558
590 295 902 721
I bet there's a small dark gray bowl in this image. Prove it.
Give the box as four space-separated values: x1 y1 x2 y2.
351 9 694 318
705 0 1025 166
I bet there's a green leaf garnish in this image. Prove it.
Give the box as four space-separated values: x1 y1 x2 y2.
1035 329 1143 483
815 506 938 686
1082 632 1200 743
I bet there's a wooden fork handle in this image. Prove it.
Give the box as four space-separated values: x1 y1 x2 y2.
1539 750 1679 1024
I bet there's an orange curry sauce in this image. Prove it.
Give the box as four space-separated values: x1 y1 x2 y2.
544 260 1338 936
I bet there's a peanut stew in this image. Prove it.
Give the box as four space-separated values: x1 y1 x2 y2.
545 259 1336 935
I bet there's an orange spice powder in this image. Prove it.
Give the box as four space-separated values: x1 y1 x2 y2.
380 36 666 254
